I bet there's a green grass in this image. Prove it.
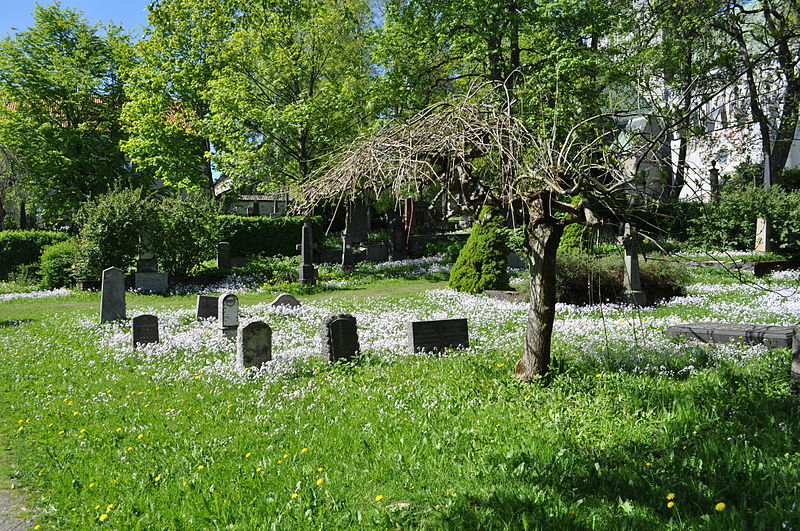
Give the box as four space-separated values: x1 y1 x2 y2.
1 277 799 529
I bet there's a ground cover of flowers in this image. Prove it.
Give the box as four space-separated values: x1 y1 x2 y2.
1 269 799 529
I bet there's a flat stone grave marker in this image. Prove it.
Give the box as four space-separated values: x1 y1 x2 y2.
196 295 219 319
237 321 272 369
323 314 360 362
270 293 301 308
664 322 796 348
218 293 239 338
132 314 159 347
408 318 469 353
100 266 126 323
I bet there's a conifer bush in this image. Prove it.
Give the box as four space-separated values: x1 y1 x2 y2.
448 208 509 293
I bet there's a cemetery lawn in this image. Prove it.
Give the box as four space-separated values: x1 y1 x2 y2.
1 274 799 529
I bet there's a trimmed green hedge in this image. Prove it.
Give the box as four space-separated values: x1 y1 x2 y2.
216 215 324 257
0 230 69 280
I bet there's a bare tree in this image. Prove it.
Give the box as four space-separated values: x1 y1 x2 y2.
297 86 636 381
0 143 23 231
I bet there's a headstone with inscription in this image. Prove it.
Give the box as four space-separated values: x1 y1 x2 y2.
322 314 360 362
218 293 239 339
270 293 301 308
196 295 219 319
237 321 272 369
100 267 126 323
217 241 232 269
135 272 169 294
132 314 159 347
408 318 469 353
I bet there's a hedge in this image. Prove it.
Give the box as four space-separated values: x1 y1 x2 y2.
0 230 69 280
216 215 324 257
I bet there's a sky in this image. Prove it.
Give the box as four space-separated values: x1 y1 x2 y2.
1 0 151 38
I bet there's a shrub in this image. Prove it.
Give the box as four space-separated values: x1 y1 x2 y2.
75 189 156 280
236 255 301 283
558 223 590 254
0 230 69 280
216 216 324 257
449 209 509 293
151 197 218 277
39 240 79 289
518 252 688 305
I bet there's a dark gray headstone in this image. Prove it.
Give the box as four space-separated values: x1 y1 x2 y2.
135 272 169 294
322 314 360 362
136 258 158 273
132 314 159 347
100 267 126 323
270 293 301 308
196 295 219 319
217 241 232 269
408 318 469 353
299 218 316 285
349 201 370 243
237 321 272 369
218 293 239 338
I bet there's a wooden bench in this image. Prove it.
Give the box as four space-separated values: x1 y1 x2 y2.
664 322 800 381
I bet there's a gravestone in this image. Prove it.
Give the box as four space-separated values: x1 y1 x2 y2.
100 267 126 323
322 314 360 362
196 295 219 319
135 272 169 294
408 318 469 353
349 201 370 243
237 321 272 369
664 322 795 348
299 217 316 285
270 293 301 308
217 241 232 269
218 293 239 339
388 217 406 260
621 223 647 307
131 314 159 347
755 218 770 253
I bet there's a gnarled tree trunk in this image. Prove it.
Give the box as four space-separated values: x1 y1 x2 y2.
515 216 564 381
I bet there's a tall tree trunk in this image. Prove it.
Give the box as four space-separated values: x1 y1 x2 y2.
515 216 564 381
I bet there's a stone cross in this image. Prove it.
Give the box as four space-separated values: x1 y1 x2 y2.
299 217 316 285
196 295 219 319
100 267 126 323
217 241 232 269
218 293 239 339
621 223 647 307
132 314 159 347
322 314 360 362
237 321 272 369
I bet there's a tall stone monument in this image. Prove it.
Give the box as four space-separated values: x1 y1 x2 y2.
100 267 126 323
299 217 316 285
217 241 232 269
621 223 647 307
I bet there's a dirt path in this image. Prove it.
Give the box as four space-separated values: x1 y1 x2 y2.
0 489 33 531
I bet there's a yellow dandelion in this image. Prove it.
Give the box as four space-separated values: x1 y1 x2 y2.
715 502 726 511
154 476 161 482
595 373 602 377
88 483 95 488
137 434 143 440
291 493 299 499
34 526 41 530
126 447 133 451
94 505 101 510
496 363 505 367
667 493 675 500
374 495 384 501
58 430 64 434
256 467 263 472
245 452 251 458
316 478 325 485
283 453 289 458
197 465 204 470
115 428 121 432
79 429 86 434
17 427 23 432
99 513 108 521
667 501 675 508
317 467 324 472
106 504 114 511
645 462 652 466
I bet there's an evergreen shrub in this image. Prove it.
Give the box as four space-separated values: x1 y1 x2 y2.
0 230 69 280
39 240 79 289
449 209 509 293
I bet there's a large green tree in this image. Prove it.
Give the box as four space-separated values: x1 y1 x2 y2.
0 3 137 223
120 0 237 194
206 0 374 190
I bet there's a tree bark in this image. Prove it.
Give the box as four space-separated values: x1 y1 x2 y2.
515 216 564 381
